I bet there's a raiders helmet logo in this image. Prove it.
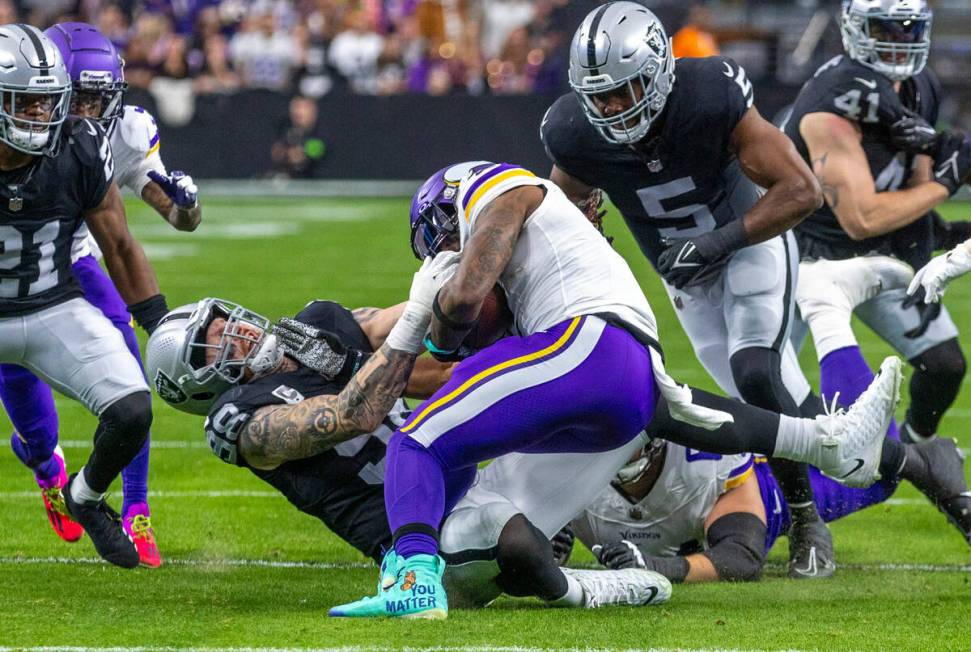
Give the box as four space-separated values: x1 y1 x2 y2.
154 370 188 404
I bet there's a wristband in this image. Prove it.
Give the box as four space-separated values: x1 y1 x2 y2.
422 333 458 357
432 289 477 332
695 219 749 260
128 294 169 335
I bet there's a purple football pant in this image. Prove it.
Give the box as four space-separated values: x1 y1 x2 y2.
386 315 658 558
0 255 150 512
759 344 900 550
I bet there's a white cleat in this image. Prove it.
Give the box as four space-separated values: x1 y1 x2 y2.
814 356 903 488
561 568 672 608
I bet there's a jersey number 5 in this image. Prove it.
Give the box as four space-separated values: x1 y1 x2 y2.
0 222 61 298
636 177 716 239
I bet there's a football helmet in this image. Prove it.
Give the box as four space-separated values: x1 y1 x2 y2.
568 2 675 145
0 24 72 155
409 160 489 259
145 299 273 415
840 0 932 81
45 22 127 128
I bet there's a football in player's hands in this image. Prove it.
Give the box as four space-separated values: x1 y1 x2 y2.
461 285 513 351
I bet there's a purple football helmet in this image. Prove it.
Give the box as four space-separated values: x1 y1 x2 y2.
409 161 490 259
45 22 127 128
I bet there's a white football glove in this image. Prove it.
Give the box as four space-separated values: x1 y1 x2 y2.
385 251 461 353
907 243 971 303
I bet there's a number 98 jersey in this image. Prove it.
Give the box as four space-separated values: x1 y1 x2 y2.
204 300 404 561
0 118 113 316
541 56 758 267
783 55 941 261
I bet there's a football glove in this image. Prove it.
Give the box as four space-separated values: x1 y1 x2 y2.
901 286 943 339
148 170 199 208
593 540 646 570
273 317 368 381
931 131 971 197
907 244 971 305
550 525 575 566
889 109 938 154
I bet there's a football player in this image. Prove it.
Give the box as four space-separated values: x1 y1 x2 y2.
568 425 971 583
0 23 201 567
784 0 971 458
0 24 168 568
146 291 674 612
330 160 901 619
541 2 835 577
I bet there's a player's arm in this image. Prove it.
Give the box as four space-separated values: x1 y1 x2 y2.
352 304 455 399
550 164 608 233
430 185 545 353
731 106 823 241
236 340 417 470
141 175 201 232
83 183 167 333
799 112 948 240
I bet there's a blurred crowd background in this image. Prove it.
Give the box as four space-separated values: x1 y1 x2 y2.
10 0 970 178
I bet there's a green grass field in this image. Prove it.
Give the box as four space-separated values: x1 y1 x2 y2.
1 196 969 652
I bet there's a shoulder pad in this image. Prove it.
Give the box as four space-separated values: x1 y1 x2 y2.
540 94 585 154
65 118 110 162
117 105 160 155
802 56 902 126
681 56 754 112
456 163 540 224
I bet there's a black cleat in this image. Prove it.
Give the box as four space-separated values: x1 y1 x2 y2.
787 508 836 579
63 473 139 568
906 438 971 546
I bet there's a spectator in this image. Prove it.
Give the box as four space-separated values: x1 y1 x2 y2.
0 0 18 24
672 3 720 59
229 6 301 91
271 95 325 178
327 9 385 93
193 33 241 93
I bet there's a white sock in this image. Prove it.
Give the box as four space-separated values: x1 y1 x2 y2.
70 467 103 504
772 415 821 468
549 569 584 607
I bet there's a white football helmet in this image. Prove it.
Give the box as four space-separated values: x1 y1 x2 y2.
840 0 932 81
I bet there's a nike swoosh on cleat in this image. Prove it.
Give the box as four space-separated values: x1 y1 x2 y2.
839 458 866 479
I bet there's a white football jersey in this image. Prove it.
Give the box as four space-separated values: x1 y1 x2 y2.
455 163 660 343
72 106 168 262
572 443 754 558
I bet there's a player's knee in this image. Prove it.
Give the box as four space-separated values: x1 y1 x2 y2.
704 512 767 583
913 339 966 388
495 514 564 600
100 391 153 441
730 348 786 411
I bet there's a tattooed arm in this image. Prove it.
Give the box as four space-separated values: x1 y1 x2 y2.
799 111 947 240
353 303 405 351
430 185 545 352
237 341 416 470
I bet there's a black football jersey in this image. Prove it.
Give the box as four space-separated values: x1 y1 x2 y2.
784 55 941 261
205 300 403 561
0 118 114 316
542 56 759 266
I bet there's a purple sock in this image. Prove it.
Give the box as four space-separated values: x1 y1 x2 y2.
0 364 60 481
121 439 150 515
820 345 898 436
385 435 444 558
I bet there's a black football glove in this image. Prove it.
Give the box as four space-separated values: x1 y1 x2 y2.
932 131 971 197
594 540 646 570
273 317 368 380
889 109 938 154
550 525 575 566
657 237 728 289
901 286 943 339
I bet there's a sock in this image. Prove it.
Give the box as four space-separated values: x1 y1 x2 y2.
550 571 584 607
70 467 103 504
772 414 821 467
121 438 151 515
10 434 61 482
394 532 438 559
819 346 876 407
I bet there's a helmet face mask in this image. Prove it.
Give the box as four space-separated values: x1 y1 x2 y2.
146 299 272 415
840 0 932 81
409 160 490 259
569 2 675 145
0 25 72 156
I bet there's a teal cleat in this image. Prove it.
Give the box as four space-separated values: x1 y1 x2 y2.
330 553 448 619
378 548 400 592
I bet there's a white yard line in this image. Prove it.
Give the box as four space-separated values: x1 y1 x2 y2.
0 647 813 652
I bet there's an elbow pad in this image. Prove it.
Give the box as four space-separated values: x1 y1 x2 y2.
702 512 767 582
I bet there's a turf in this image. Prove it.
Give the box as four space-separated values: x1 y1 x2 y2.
0 196 969 652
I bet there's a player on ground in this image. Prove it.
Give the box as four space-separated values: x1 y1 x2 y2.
568 430 971 584
0 24 168 568
783 0 971 453
328 160 901 619
146 293 673 611
0 22 200 567
541 1 835 577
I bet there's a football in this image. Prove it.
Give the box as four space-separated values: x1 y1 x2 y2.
462 284 513 350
